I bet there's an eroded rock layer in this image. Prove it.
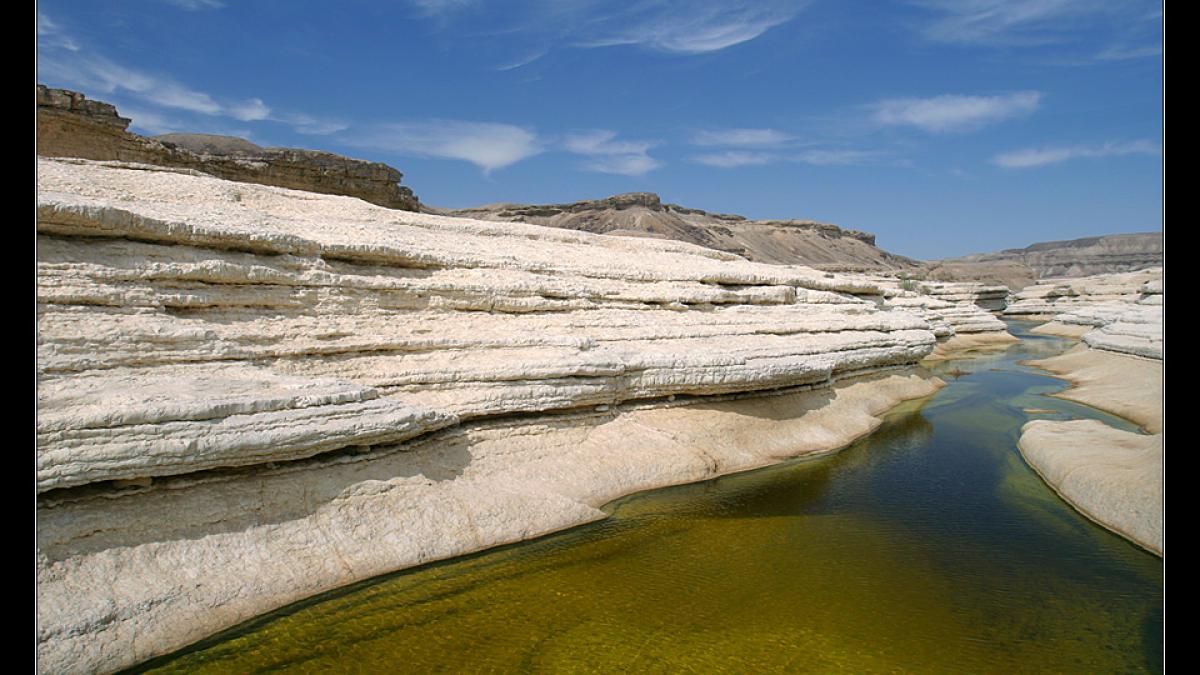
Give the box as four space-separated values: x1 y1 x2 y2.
1017 267 1163 556
37 85 420 211
1010 269 1162 360
37 158 944 672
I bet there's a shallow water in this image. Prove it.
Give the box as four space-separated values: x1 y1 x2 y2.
135 320 1163 673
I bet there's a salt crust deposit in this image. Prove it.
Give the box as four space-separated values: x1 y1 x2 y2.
866 277 1017 361
1019 419 1160 555
37 158 956 672
1018 269 1164 556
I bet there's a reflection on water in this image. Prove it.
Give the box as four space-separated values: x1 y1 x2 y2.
136 321 1163 673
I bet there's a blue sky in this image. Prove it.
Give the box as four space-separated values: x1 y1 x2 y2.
37 0 1163 259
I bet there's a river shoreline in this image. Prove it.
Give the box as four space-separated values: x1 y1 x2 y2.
1018 338 1163 555
133 323 1163 674
40 368 942 673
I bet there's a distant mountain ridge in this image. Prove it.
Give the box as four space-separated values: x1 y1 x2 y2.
943 232 1162 278
435 193 924 273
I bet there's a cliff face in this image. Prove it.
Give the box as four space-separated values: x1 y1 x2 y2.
440 193 922 273
37 158 951 673
943 233 1163 279
36 85 420 211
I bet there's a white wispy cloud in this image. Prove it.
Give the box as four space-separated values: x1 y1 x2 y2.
158 0 225 9
229 98 271 122
419 1 808 61
692 151 777 168
38 21 343 137
40 53 227 115
691 128 795 147
1095 43 1162 61
911 0 1162 64
870 91 1041 133
584 3 805 54
793 149 890 166
495 48 550 72
353 121 543 173
119 106 186 135
278 112 349 136
992 140 1160 168
564 129 662 175
37 12 79 51
912 0 1143 45
409 0 478 16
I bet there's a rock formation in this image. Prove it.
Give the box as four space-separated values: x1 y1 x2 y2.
439 193 923 273
37 157 951 672
870 278 1017 359
1005 268 1162 360
36 85 420 211
1014 268 1163 555
942 232 1162 279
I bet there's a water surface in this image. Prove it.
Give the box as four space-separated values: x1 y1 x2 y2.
137 321 1163 673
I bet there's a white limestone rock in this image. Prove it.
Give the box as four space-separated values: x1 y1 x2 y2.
36 158 947 673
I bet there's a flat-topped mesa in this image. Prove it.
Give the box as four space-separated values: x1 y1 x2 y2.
943 232 1163 279
444 193 915 272
36 84 421 211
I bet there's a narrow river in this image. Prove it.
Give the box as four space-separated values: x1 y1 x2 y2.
135 320 1164 673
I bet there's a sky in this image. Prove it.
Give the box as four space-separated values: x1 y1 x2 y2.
36 0 1163 260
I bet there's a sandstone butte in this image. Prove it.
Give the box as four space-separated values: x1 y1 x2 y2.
1008 269 1164 555
35 155 1044 673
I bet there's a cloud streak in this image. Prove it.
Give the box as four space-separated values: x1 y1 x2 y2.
353 121 543 173
565 130 662 175
691 128 795 147
870 91 1041 133
992 140 1160 168
692 151 777 168
911 0 1153 45
583 3 804 54
38 17 345 137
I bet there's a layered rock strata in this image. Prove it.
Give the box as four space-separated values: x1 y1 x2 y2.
1017 268 1163 556
37 85 420 211
1013 269 1163 360
1003 268 1161 319
869 278 1017 360
37 158 944 672
441 193 923 272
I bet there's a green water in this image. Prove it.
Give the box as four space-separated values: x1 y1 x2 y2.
136 321 1163 673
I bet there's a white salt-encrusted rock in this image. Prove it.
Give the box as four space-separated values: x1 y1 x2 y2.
1004 268 1162 318
869 277 1016 361
1014 269 1163 360
37 158 946 673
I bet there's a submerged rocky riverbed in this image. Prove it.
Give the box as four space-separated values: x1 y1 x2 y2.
133 320 1162 674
